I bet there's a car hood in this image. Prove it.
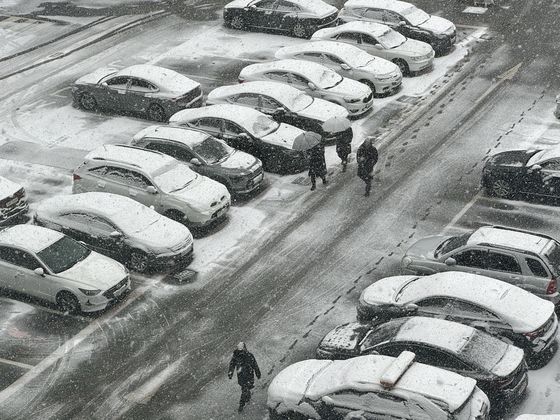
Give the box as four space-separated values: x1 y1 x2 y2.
319 322 368 353
491 345 525 378
219 150 260 170
75 67 115 86
170 176 230 212
328 77 370 99
361 275 417 305
418 15 455 35
405 235 448 260
262 123 305 149
130 218 192 253
397 38 434 57
299 98 348 123
58 251 127 290
486 150 535 168
359 58 399 77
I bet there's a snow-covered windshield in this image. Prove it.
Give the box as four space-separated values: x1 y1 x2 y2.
459 331 508 371
436 232 473 257
401 6 430 26
360 319 407 350
316 69 343 89
192 137 232 164
378 29 406 49
117 208 161 234
154 163 197 193
37 236 91 274
291 92 314 112
340 49 375 68
250 115 279 137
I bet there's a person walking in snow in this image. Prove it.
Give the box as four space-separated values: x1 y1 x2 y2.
357 138 378 197
336 127 353 172
228 342 261 413
307 143 328 191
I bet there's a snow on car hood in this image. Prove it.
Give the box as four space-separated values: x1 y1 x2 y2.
0 176 22 199
58 251 127 290
220 150 259 170
328 77 370 100
131 217 192 254
419 15 455 35
405 235 448 260
171 175 229 212
398 39 434 57
360 58 399 77
298 98 348 123
262 123 304 149
491 345 524 377
75 67 116 85
361 275 417 305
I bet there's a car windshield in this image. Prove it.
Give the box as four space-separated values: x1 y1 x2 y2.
401 6 430 26
291 92 314 112
316 69 343 89
544 241 560 275
154 163 197 193
360 319 408 350
250 115 279 137
37 236 91 274
435 232 473 257
343 50 376 68
378 29 406 49
459 330 508 371
192 137 232 164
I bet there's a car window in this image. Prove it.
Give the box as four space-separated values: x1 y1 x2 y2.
453 249 487 269
384 10 402 25
415 297 452 312
0 246 41 270
324 54 344 65
62 213 113 234
223 121 244 136
103 167 151 189
297 52 322 63
129 78 156 92
361 34 379 46
541 159 560 170
335 32 362 44
414 344 470 371
233 93 260 108
526 257 549 277
265 71 290 83
105 76 129 88
449 300 499 320
89 216 116 233
255 0 276 10
145 141 194 162
486 252 521 273
260 96 282 111
274 0 299 12
88 166 109 177
362 8 384 20
436 232 473 256
289 73 309 87
190 117 223 134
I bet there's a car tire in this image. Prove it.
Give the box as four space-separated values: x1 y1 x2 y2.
147 103 166 122
57 291 81 314
360 79 376 96
393 58 410 76
79 93 97 111
230 15 245 30
292 23 308 39
490 178 513 198
164 209 187 224
130 251 149 273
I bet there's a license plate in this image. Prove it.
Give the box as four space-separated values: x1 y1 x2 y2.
216 206 228 218
252 173 263 185
113 284 127 297
6 198 17 207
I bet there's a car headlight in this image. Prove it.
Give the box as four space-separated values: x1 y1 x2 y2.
410 55 424 62
79 288 101 296
402 256 413 267
344 97 360 103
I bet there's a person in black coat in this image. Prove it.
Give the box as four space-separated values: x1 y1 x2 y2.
307 143 327 191
228 342 261 413
336 128 353 172
357 138 378 196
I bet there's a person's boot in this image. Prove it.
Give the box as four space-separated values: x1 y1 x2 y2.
322 177 328 185
310 184 316 191
342 162 347 172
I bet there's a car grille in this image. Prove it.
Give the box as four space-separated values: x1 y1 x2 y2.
538 314 555 337
103 277 128 299
363 92 373 103
211 201 230 219
170 237 193 252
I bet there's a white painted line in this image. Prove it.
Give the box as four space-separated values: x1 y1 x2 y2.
0 358 33 371
123 358 182 405
441 191 482 235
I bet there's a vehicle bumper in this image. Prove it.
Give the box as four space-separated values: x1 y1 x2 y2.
433 35 455 55
374 77 402 94
81 277 131 313
154 244 194 270
408 58 434 73
346 100 373 117
496 371 529 402
165 94 204 116
230 169 265 194
189 202 230 228
529 318 558 355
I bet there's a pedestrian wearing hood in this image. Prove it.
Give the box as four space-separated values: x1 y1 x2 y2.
228 342 261 413
336 128 353 172
357 138 378 197
307 143 328 191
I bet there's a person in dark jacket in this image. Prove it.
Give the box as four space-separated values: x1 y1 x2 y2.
307 143 327 191
336 128 353 172
357 138 378 196
228 342 261 413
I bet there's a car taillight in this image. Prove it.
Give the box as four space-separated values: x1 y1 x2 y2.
546 277 557 295
523 330 539 340
73 173 81 181
238 78 245 83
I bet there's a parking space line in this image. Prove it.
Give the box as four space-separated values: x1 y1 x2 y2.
0 358 33 371
441 191 482 235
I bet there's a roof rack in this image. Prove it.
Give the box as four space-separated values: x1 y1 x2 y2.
486 225 557 243
380 351 415 389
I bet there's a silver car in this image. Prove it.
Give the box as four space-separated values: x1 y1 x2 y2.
402 225 560 305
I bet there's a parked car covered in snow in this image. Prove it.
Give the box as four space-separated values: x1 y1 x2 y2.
338 0 456 55
0 176 28 225
132 125 264 195
275 41 402 96
72 145 231 228
72 64 203 121
268 351 490 419
0 224 130 313
311 21 434 76
34 192 194 273
223 0 338 39
238 59 373 117
316 316 528 407
169 104 308 173
357 272 558 364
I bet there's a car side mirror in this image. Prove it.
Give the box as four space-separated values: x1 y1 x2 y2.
321 396 335 406
110 231 123 239
238 133 250 139
274 107 286 115
190 157 202 166
445 257 457 266
307 82 317 91
398 20 406 26
340 63 351 71
34 267 45 276
531 164 542 172
374 43 382 49
405 303 418 313
146 186 157 194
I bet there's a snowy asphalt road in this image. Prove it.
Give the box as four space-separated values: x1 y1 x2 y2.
0 0 559 419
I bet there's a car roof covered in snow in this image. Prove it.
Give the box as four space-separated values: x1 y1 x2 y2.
0 224 64 253
0 176 23 199
133 125 211 148
276 41 376 64
170 104 271 130
240 59 336 83
114 64 199 93
361 272 554 332
467 226 553 255
225 0 336 14
317 21 392 37
207 82 308 110
84 144 176 175
344 0 413 13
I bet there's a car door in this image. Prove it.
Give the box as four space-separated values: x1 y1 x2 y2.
321 53 352 78
247 0 279 29
222 120 261 158
287 72 317 96
144 140 211 177
127 77 157 112
274 0 301 32
0 246 47 300
295 52 324 67
446 248 488 276
55 212 98 244
383 10 411 38
361 33 389 60
537 158 560 198
414 297 454 319
483 250 525 287
444 299 509 336
258 95 291 123
101 76 130 111
263 71 291 87
81 214 123 259
361 8 385 24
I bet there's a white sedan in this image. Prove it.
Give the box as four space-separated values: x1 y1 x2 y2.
312 21 434 75
239 59 373 117
275 40 402 95
0 224 130 313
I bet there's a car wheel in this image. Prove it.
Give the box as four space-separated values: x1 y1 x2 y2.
393 58 410 76
79 93 97 111
292 23 308 39
230 15 245 30
490 178 513 198
130 251 149 273
57 291 81 314
164 209 186 223
360 79 376 96
147 103 166 122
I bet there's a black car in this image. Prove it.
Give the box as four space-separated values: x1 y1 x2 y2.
315 317 528 409
223 0 338 39
339 0 456 55
482 148 560 200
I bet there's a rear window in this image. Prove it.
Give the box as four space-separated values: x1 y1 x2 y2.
436 232 472 257
544 241 560 275
360 318 408 350
458 331 508 371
